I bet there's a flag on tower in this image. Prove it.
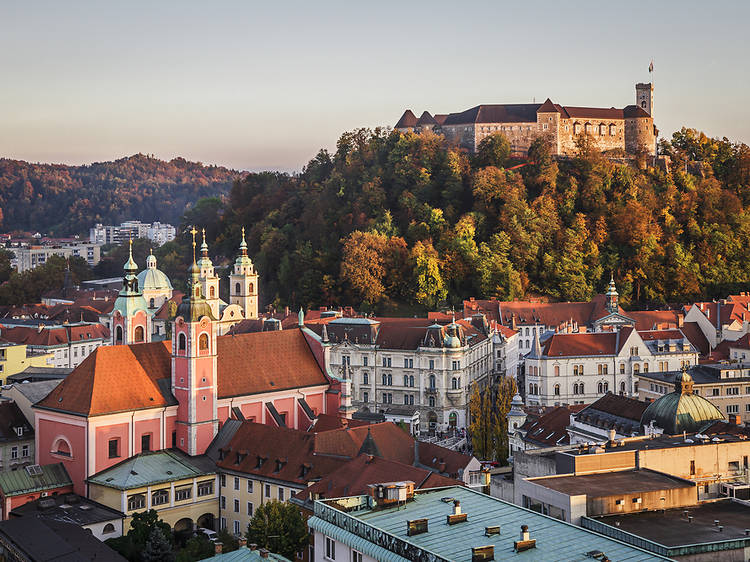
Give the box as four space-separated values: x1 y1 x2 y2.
649 60 654 73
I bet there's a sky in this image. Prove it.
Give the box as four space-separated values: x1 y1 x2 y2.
2 0 749 172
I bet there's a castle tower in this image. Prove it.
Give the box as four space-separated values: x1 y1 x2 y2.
197 228 221 319
111 239 151 345
229 228 259 319
605 275 619 314
171 227 218 456
636 82 653 116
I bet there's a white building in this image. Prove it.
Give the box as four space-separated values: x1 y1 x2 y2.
10 243 102 272
0 323 110 369
89 221 176 247
320 315 494 433
493 324 519 378
524 327 698 407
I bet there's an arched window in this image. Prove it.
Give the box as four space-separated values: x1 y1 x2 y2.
452 378 458 390
387 374 392 386
429 396 435 408
134 326 144 343
235 282 241 294
574 122 582 135
382 374 388 385
248 283 254 293
199 333 209 351
529 383 534 395
603 382 609 393
409 395 414 405
573 365 579 376
633 363 640 374
525 328 529 336
127 494 145 511
404 395 409 405
573 383 579 395
534 384 539 395
599 124 606 135
619 363 625 374
641 101 646 108
429 375 436 389
554 384 560 396
403 375 408 387
115 326 123 344
178 333 186 352
152 489 169 506
103 523 116 534
52 438 71 457
149 298 155 309
409 375 414 387
610 124 617 136
579 383 584 394
620 381 626 394
209 286 215 298
554 365 560 376
598 382 603 394
363 372 369 385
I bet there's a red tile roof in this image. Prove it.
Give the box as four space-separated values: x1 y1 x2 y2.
627 310 682 331
0 324 109 348
542 332 618 357
308 413 371 433
521 405 586 447
294 454 460 502
35 328 329 416
471 294 615 329
313 423 415 465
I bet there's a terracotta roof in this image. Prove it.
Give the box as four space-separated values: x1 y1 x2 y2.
623 105 651 118
442 104 540 125
497 325 518 338
416 111 438 126
0 324 109 347
637 329 689 341
493 295 613 328
433 114 448 125
520 405 586 447
627 310 682 331
35 328 329 416
563 106 625 120
395 109 418 128
574 394 648 436
416 440 475 479
308 413 370 433
294 453 461 503
691 300 748 328
542 332 618 357
313 422 415 465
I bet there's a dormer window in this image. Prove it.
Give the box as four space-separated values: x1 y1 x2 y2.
256 456 266 469
15 427 23 437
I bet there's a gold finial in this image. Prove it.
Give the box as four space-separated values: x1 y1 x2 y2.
190 226 197 263
202 227 206 242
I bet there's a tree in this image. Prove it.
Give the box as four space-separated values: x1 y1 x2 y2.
340 231 387 305
411 240 446 309
143 526 175 562
176 536 214 562
216 528 239 553
492 376 518 464
128 510 172 552
474 133 511 168
246 500 308 560
468 382 492 460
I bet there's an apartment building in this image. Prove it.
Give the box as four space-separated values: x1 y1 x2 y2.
10 242 101 272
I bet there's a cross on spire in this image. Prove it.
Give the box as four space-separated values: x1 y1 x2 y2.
190 226 198 264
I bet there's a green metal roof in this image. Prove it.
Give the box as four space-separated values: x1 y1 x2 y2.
87 450 215 490
314 486 670 561
0 463 72 496
202 547 289 561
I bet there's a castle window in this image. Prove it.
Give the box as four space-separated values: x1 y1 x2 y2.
199 333 209 351
178 333 187 352
599 124 606 135
134 326 144 343
543 123 548 130
641 101 646 108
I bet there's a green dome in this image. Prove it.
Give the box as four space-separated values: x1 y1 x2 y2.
640 370 724 434
443 322 463 348
137 253 173 292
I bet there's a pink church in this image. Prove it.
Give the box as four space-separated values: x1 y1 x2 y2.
34 232 341 494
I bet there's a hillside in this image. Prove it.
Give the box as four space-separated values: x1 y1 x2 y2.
202 127 750 311
0 154 242 235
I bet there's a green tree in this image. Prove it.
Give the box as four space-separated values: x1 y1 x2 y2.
143 526 175 562
246 500 308 560
468 382 492 460
492 376 518 464
411 240 446 309
216 527 239 552
176 536 214 562
474 133 511 168
128 510 172 552
340 231 387 305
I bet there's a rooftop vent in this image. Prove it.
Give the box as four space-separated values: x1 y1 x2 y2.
471 545 494 561
514 525 536 552
447 499 468 525
406 518 428 536
37 498 56 510
485 526 500 536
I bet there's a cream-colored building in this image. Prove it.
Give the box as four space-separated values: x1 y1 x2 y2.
87 449 218 534
0 342 52 384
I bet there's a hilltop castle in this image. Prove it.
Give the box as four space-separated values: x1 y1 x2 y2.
395 82 656 157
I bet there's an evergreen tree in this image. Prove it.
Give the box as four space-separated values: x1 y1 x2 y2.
142 527 175 562
247 500 308 560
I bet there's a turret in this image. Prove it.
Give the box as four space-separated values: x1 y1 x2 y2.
197 228 221 319
229 227 259 319
606 275 619 314
172 227 218 456
111 239 151 345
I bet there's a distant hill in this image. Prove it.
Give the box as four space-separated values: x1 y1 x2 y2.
0 154 242 235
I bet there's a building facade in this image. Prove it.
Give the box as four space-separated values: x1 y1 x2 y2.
396 83 656 157
10 242 102 272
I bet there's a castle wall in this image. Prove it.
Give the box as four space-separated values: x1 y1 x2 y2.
625 117 656 155
558 119 626 156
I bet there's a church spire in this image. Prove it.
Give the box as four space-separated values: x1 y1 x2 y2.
606 274 619 314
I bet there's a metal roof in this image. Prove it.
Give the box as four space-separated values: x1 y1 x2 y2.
0 462 71 496
201 546 290 561
87 450 215 490
315 486 670 561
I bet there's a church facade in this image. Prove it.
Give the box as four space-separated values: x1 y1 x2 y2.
34 229 342 494
395 82 656 157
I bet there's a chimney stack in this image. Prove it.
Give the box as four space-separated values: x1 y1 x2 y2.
238 537 247 548
214 542 223 555
260 549 270 558
453 500 461 516
520 525 530 542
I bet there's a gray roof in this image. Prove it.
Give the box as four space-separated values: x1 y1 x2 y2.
0 518 126 561
0 463 71 496
205 419 242 462
11 493 123 526
88 449 215 490
202 546 290 561
10 379 63 404
311 486 668 561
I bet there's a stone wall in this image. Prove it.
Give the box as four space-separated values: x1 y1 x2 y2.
625 117 656 155
558 119 626 156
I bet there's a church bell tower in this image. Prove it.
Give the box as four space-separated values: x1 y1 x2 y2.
229 228 259 319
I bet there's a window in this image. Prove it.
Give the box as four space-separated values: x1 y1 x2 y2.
278 488 285 501
643 363 649 373
234 499 240 512
128 494 145 511
197 480 214 497
429 375 436 389
325 536 336 560
409 375 414 387
199 333 209 351
363 356 368 367
352 550 363 562
403 375 409 387
220 495 226 509
573 365 579 376
103 523 116 534
362 372 368 385
172 431 177 448
429 359 435 370
620 381 626 394
382 374 387 385
429 396 435 407
404 394 409 405
554 365 560 376
452 360 459 370
134 325 144 343
712 388 720 396
452 378 459 390
728 387 740 395
141 434 151 452
21 445 28 457
247 480 253 493
234 477 240 490
178 333 186 351
387 374 392 385
247 501 253 516
633 363 640 374
363 392 369 403
220 474 226 487
152 489 169 506
265 484 271 498
630 347 639 356
10 447 18 460
690 460 695 475
175 487 191 501
108 439 119 459
115 326 123 344
728 404 739 414
554 384 560 396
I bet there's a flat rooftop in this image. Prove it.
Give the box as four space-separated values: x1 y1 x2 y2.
591 499 750 547
565 432 750 456
530 469 693 496
313 486 667 561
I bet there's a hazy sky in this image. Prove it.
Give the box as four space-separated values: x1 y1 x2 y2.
2 1 749 171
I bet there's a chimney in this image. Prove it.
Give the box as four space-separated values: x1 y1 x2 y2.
214 542 223 555
520 525 530 542
678 313 684 327
259 549 270 558
249 544 258 551
607 429 616 442
238 537 247 548
453 500 461 515
447 500 467 525
514 525 536 552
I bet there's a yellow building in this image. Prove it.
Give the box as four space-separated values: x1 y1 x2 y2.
87 449 219 535
0 342 53 384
